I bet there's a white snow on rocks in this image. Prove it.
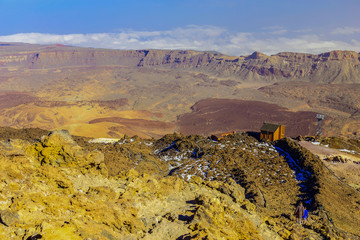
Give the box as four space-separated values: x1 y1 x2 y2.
88 138 120 144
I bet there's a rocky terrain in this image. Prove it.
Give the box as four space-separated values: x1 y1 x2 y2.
0 42 360 138
1 127 360 239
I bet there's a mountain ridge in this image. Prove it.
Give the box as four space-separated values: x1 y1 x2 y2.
1 42 360 83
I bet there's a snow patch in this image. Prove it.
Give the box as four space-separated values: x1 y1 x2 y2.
339 149 356 154
88 138 120 144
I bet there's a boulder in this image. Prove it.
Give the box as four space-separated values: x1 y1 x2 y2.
27 130 107 176
0 210 19 227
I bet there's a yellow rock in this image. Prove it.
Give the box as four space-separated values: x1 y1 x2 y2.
242 200 256 213
278 228 291 239
190 175 203 185
26 130 108 176
41 223 83 240
0 129 332 239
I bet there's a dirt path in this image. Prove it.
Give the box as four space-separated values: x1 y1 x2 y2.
298 140 360 161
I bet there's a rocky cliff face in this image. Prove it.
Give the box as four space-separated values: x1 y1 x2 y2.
0 47 147 68
1 43 360 83
138 49 360 83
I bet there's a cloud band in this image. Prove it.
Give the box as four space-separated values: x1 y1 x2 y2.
0 25 359 56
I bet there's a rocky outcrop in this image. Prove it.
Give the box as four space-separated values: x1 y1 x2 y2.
27 130 107 176
3 129 357 239
0 210 19 227
0 130 280 239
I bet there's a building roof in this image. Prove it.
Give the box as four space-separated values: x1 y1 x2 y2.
260 123 281 133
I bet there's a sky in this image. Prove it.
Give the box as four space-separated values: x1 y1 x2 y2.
0 0 359 56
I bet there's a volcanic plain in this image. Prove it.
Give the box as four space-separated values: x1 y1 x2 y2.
0 42 360 138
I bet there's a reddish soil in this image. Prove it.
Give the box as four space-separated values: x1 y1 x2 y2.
33 101 74 107
89 117 174 130
0 127 48 141
177 98 321 137
0 92 39 110
91 98 129 109
0 76 10 83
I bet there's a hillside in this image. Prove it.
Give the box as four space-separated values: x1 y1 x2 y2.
1 128 360 239
0 42 360 138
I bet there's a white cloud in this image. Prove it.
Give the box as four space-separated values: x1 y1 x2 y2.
0 25 359 56
262 26 288 35
331 27 360 35
270 29 288 35
262 26 284 30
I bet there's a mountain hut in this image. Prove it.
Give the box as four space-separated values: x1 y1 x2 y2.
260 123 285 141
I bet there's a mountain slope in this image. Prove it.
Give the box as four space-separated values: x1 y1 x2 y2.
1 128 359 239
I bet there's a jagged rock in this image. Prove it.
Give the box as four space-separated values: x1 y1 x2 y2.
26 233 42 240
241 200 256 213
86 186 119 201
0 210 19 227
27 130 107 176
324 155 348 163
214 179 245 203
277 229 291 239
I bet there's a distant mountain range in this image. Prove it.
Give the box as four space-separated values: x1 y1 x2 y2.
1 42 360 83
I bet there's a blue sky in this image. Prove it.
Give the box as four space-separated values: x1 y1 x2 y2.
0 0 359 55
